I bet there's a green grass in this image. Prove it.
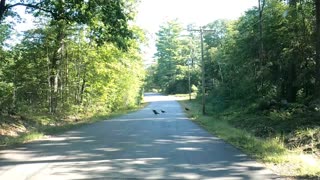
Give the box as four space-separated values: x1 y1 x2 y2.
0 103 148 149
177 95 320 177
0 132 44 147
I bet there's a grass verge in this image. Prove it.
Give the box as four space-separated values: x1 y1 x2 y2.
0 103 148 149
177 95 320 178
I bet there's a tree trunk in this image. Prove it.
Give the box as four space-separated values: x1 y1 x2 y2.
47 47 51 112
0 0 6 22
287 61 297 102
315 0 320 97
285 0 298 103
258 0 265 63
49 21 65 113
65 47 69 103
258 0 265 92
80 67 87 104
75 37 82 105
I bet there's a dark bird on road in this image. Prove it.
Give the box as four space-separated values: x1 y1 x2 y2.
152 110 160 115
185 107 190 111
161 110 166 113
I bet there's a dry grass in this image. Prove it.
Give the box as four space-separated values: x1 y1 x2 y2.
0 102 148 148
176 94 320 178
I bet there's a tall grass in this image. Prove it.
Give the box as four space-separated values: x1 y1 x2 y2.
177 95 320 177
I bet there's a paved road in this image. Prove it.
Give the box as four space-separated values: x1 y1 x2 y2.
0 93 279 179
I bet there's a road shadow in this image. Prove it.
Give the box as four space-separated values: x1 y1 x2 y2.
0 94 279 179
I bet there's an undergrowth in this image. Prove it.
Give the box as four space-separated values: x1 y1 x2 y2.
178 95 320 177
0 103 148 148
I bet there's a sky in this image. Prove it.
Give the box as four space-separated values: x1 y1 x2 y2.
4 6 35 47
134 0 258 64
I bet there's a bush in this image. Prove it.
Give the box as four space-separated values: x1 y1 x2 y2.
0 82 14 112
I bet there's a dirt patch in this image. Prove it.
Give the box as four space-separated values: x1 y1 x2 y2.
0 115 31 137
285 128 320 158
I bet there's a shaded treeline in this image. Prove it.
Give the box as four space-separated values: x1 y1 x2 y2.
148 0 320 109
0 0 145 116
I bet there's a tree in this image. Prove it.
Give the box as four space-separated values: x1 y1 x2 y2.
315 0 320 97
2 24 145 115
0 0 145 116
258 0 266 65
153 20 200 94
199 0 316 104
203 20 229 91
0 0 135 49
0 23 12 112
154 20 184 93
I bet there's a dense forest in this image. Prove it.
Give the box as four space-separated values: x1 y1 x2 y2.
0 0 145 118
147 0 320 112
146 0 320 165
148 0 320 103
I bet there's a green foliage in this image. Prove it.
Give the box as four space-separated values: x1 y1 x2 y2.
151 20 200 94
148 1 320 135
1 0 136 49
0 24 10 45
0 0 144 117
148 0 320 176
148 0 319 106
200 0 318 105
179 97 288 163
0 82 14 110
178 96 320 176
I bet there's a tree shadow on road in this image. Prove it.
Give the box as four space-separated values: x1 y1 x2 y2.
0 93 279 179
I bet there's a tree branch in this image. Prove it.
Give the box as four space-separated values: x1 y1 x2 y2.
6 3 55 16
0 0 7 21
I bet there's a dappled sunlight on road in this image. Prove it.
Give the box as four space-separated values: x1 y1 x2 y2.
0 93 278 179
176 147 202 151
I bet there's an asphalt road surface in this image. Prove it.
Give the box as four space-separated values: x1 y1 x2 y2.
0 93 279 179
